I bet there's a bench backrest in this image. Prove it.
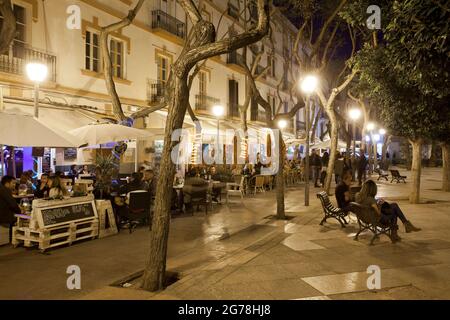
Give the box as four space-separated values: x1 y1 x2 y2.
349 202 379 225
317 191 334 210
390 170 400 177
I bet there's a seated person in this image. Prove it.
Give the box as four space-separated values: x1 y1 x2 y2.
183 177 208 212
78 165 90 176
143 169 157 197
356 180 421 242
231 165 241 176
68 165 78 177
0 176 21 226
34 174 50 199
209 166 221 202
48 176 69 198
335 171 353 212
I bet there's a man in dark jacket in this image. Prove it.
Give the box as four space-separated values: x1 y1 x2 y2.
310 149 322 187
357 152 368 186
0 176 21 225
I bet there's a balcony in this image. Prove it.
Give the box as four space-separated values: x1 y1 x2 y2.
151 10 185 39
257 110 266 122
228 103 240 119
147 79 166 103
195 94 220 113
227 51 245 66
0 44 57 82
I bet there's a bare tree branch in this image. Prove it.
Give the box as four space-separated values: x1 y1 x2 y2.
0 0 16 55
100 0 146 121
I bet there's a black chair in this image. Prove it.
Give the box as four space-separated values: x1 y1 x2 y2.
121 191 152 233
183 184 209 215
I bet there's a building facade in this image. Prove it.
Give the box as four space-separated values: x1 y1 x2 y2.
0 0 316 174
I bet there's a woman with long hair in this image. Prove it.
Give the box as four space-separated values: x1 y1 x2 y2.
48 176 69 198
356 180 421 242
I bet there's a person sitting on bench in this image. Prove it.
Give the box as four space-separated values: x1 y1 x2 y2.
356 180 421 242
335 171 353 213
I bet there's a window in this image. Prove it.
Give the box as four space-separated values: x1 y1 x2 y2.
0 4 27 58
284 101 289 113
228 0 239 20
199 71 207 96
110 39 124 78
157 54 169 84
85 31 100 72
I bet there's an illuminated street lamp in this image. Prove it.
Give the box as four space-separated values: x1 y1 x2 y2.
300 75 319 206
379 128 387 135
366 122 376 131
278 119 288 130
26 62 48 118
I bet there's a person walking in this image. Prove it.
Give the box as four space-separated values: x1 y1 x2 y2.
357 152 368 186
320 151 329 186
334 152 344 184
310 150 322 187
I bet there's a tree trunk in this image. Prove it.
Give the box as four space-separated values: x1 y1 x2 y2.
409 139 422 204
442 143 450 192
276 133 285 219
310 107 320 144
141 76 189 291
324 107 338 194
0 0 15 55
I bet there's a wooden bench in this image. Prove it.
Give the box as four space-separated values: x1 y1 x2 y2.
375 168 389 181
317 191 349 228
390 170 407 183
349 202 393 245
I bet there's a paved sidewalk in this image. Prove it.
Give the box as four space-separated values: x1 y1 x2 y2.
1 167 449 299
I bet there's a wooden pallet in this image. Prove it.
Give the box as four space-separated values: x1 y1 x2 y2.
12 219 98 252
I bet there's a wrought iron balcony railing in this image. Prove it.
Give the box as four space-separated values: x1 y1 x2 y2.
151 10 186 39
228 103 240 119
0 44 57 82
147 79 166 103
195 94 220 113
227 51 245 66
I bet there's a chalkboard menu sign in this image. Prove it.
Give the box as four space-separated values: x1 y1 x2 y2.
41 202 95 226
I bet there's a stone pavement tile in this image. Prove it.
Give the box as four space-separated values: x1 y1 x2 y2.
301 269 411 296
294 296 332 300
220 264 296 285
329 285 428 300
258 279 323 300
366 251 442 269
311 238 368 249
278 261 336 278
80 287 157 300
245 233 288 254
205 282 273 300
282 234 326 251
258 245 307 264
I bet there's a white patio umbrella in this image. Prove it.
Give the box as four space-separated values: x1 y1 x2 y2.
69 122 153 147
0 112 83 147
70 122 154 172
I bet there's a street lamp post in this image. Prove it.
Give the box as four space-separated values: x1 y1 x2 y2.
26 62 48 118
212 104 224 164
348 108 362 181
300 75 318 207
366 122 376 174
